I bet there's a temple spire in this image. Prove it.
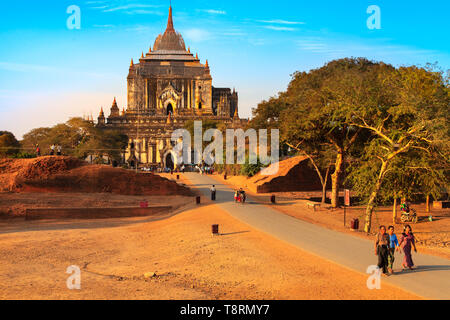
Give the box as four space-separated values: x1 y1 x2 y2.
166 6 174 32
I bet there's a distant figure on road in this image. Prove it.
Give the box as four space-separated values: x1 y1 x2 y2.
374 225 390 276
387 226 400 274
35 144 40 157
210 185 216 201
50 144 55 155
399 225 417 270
56 145 62 156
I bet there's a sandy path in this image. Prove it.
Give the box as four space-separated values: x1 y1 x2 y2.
211 174 450 260
181 172 450 299
0 199 421 300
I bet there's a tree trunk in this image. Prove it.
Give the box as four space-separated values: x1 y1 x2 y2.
331 151 344 208
364 160 388 233
322 183 327 204
426 194 430 213
321 166 330 204
392 196 397 224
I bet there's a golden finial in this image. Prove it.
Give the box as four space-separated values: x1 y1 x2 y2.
130 58 134 67
205 59 209 67
149 46 152 53
195 53 198 60
141 52 144 58
188 47 190 53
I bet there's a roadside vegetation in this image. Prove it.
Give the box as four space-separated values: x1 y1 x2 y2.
251 58 449 232
1 118 128 164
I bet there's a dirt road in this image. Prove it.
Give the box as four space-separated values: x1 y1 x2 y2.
183 173 450 300
0 196 418 299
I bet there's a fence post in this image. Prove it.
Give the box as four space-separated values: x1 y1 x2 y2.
344 206 346 227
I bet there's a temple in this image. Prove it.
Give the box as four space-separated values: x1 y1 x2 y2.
97 6 243 169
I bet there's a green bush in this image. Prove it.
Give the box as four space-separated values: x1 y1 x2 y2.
240 156 267 177
11 152 35 159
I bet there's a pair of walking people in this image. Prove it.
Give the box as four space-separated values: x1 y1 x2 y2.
375 225 417 276
49 144 62 156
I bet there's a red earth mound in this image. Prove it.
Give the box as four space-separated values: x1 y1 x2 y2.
247 156 324 193
0 156 191 196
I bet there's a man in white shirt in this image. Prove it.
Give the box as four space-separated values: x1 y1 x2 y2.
210 185 216 201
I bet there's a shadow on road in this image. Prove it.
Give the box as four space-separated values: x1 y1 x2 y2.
394 265 450 275
219 231 250 236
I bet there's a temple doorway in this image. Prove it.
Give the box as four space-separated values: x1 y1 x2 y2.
165 153 175 170
167 103 174 115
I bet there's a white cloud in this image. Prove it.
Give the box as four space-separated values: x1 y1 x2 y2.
200 9 226 15
93 24 115 28
123 9 162 15
86 1 162 14
258 19 305 25
222 31 246 37
103 4 159 12
264 25 297 32
125 25 152 33
249 38 268 46
295 36 442 62
183 28 213 42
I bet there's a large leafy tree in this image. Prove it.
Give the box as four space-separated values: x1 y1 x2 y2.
252 95 334 204
347 64 449 232
21 118 128 162
277 58 389 208
0 131 20 157
250 97 288 131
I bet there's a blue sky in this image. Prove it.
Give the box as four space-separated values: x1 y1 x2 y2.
0 0 449 138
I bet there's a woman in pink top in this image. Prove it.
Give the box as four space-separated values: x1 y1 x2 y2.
399 225 417 270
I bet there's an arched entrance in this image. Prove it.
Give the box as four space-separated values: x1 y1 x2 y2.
166 103 174 115
165 153 175 170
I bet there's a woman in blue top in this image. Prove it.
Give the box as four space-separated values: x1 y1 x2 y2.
387 226 399 274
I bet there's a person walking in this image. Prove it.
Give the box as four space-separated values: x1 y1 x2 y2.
234 190 239 202
387 226 399 274
56 145 62 156
210 185 216 201
399 225 417 270
35 144 40 157
50 144 55 156
374 225 390 276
